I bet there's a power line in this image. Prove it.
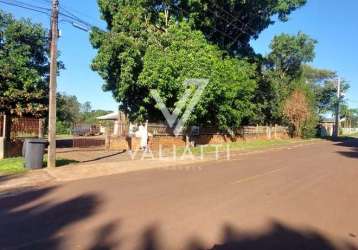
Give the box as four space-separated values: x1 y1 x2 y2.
0 0 51 16
58 1 96 25
0 0 95 31
4 0 51 11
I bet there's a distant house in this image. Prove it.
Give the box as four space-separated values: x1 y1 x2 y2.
96 111 127 136
320 118 335 136
319 118 345 136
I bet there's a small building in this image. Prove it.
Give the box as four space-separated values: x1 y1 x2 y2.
96 111 127 136
319 117 345 137
320 118 335 137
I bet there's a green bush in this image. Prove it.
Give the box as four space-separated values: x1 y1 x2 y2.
56 121 71 135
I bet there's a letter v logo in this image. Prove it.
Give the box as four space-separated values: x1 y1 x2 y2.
150 79 209 136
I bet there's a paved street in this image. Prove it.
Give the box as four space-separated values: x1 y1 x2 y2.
0 138 358 250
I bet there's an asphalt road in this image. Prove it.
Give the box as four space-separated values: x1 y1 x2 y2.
1 138 358 250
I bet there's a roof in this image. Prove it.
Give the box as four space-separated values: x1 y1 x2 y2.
320 117 346 123
96 111 119 120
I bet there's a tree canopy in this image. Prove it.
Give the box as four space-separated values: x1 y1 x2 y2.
95 0 307 56
0 11 52 117
91 0 307 131
138 23 257 130
91 0 352 137
253 33 317 125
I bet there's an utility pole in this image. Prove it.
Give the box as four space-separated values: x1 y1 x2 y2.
333 77 341 138
48 0 59 168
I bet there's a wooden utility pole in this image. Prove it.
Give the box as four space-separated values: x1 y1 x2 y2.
48 0 59 168
333 77 341 138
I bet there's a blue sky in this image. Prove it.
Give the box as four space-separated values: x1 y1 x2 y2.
1 0 357 111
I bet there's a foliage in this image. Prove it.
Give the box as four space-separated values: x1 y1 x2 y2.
80 109 112 124
175 0 307 55
253 33 317 125
0 11 62 117
267 33 316 79
80 101 92 114
340 105 358 128
57 93 81 126
91 0 307 128
283 90 311 137
138 23 257 131
91 0 354 138
56 94 111 134
96 0 307 56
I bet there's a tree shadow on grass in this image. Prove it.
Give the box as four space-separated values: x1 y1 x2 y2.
0 187 101 250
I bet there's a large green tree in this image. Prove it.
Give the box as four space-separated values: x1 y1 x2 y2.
56 93 81 133
91 0 306 128
253 32 317 125
95 0 306 56
138 23 257 131
0 11 52 117
166 0 307 55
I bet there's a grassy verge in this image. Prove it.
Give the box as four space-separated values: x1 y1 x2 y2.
0 157 79 175
176 138 317 156
0 158 27 175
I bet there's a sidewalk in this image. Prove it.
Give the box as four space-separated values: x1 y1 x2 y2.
0 139 323 195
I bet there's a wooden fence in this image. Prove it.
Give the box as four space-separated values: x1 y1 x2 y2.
0 115 41 139
146 123 289 137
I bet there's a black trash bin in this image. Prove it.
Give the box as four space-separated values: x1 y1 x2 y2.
23 139 48 169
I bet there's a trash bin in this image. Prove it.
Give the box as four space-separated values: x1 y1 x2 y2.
23 139 48 169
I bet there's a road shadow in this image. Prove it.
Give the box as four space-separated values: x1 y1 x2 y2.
88 221 122 250
188 222 357 250
0 189 357 250
135 221 357 250
0 187 103 250
329 136 358 159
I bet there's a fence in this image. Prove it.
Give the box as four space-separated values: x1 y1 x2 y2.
147 124 289 138
11 117 41 138
108 124 290 151
342 127 358 135
0 115 43 158
0 115 41 139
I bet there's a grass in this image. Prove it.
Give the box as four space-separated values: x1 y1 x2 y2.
0 157 27 175
176 138 316 156
0 156 79 175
